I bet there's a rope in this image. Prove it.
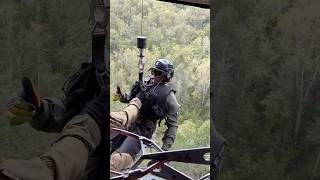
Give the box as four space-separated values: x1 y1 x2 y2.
141 0 144 36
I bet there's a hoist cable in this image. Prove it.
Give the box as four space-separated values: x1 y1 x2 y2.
141 0 144 36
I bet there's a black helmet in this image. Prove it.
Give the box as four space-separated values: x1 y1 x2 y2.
150 59 174 82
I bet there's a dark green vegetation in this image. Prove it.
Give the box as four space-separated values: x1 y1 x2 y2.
0 1 91 158
0 0 210 178
213 0 320 179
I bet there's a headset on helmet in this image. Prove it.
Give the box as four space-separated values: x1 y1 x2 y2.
150 59 174 82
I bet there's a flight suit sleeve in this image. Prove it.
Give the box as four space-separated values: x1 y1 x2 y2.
161 92 180 151
29 97 70 133
110 98 142 130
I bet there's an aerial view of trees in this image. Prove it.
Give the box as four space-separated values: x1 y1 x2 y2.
213 0 320 179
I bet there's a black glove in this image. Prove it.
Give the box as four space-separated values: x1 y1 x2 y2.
113 85 124 101
135 89 148 103
82 88 108 134
116 85 123 96
161 145 170 151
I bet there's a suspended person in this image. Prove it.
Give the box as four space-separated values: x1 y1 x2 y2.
111 58 181 172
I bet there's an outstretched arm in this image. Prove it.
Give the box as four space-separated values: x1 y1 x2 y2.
111 97 142 130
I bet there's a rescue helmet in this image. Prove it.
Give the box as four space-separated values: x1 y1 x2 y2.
150 59 174 82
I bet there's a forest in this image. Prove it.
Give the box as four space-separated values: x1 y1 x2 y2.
213 0 320 179
0 0 210 178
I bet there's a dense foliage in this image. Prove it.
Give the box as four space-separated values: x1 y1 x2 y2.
213 0 320 179
0 0 91 158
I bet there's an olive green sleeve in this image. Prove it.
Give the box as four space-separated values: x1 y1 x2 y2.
161 92 180 151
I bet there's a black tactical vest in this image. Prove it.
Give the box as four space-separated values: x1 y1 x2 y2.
140 83 174 121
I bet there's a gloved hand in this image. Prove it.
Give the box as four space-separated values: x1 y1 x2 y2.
6 77 42 126
116 85 123 96
161 144 170 151
135 89 148 103
112 85 123 101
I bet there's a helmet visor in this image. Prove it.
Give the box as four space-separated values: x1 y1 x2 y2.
150 68 165 77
